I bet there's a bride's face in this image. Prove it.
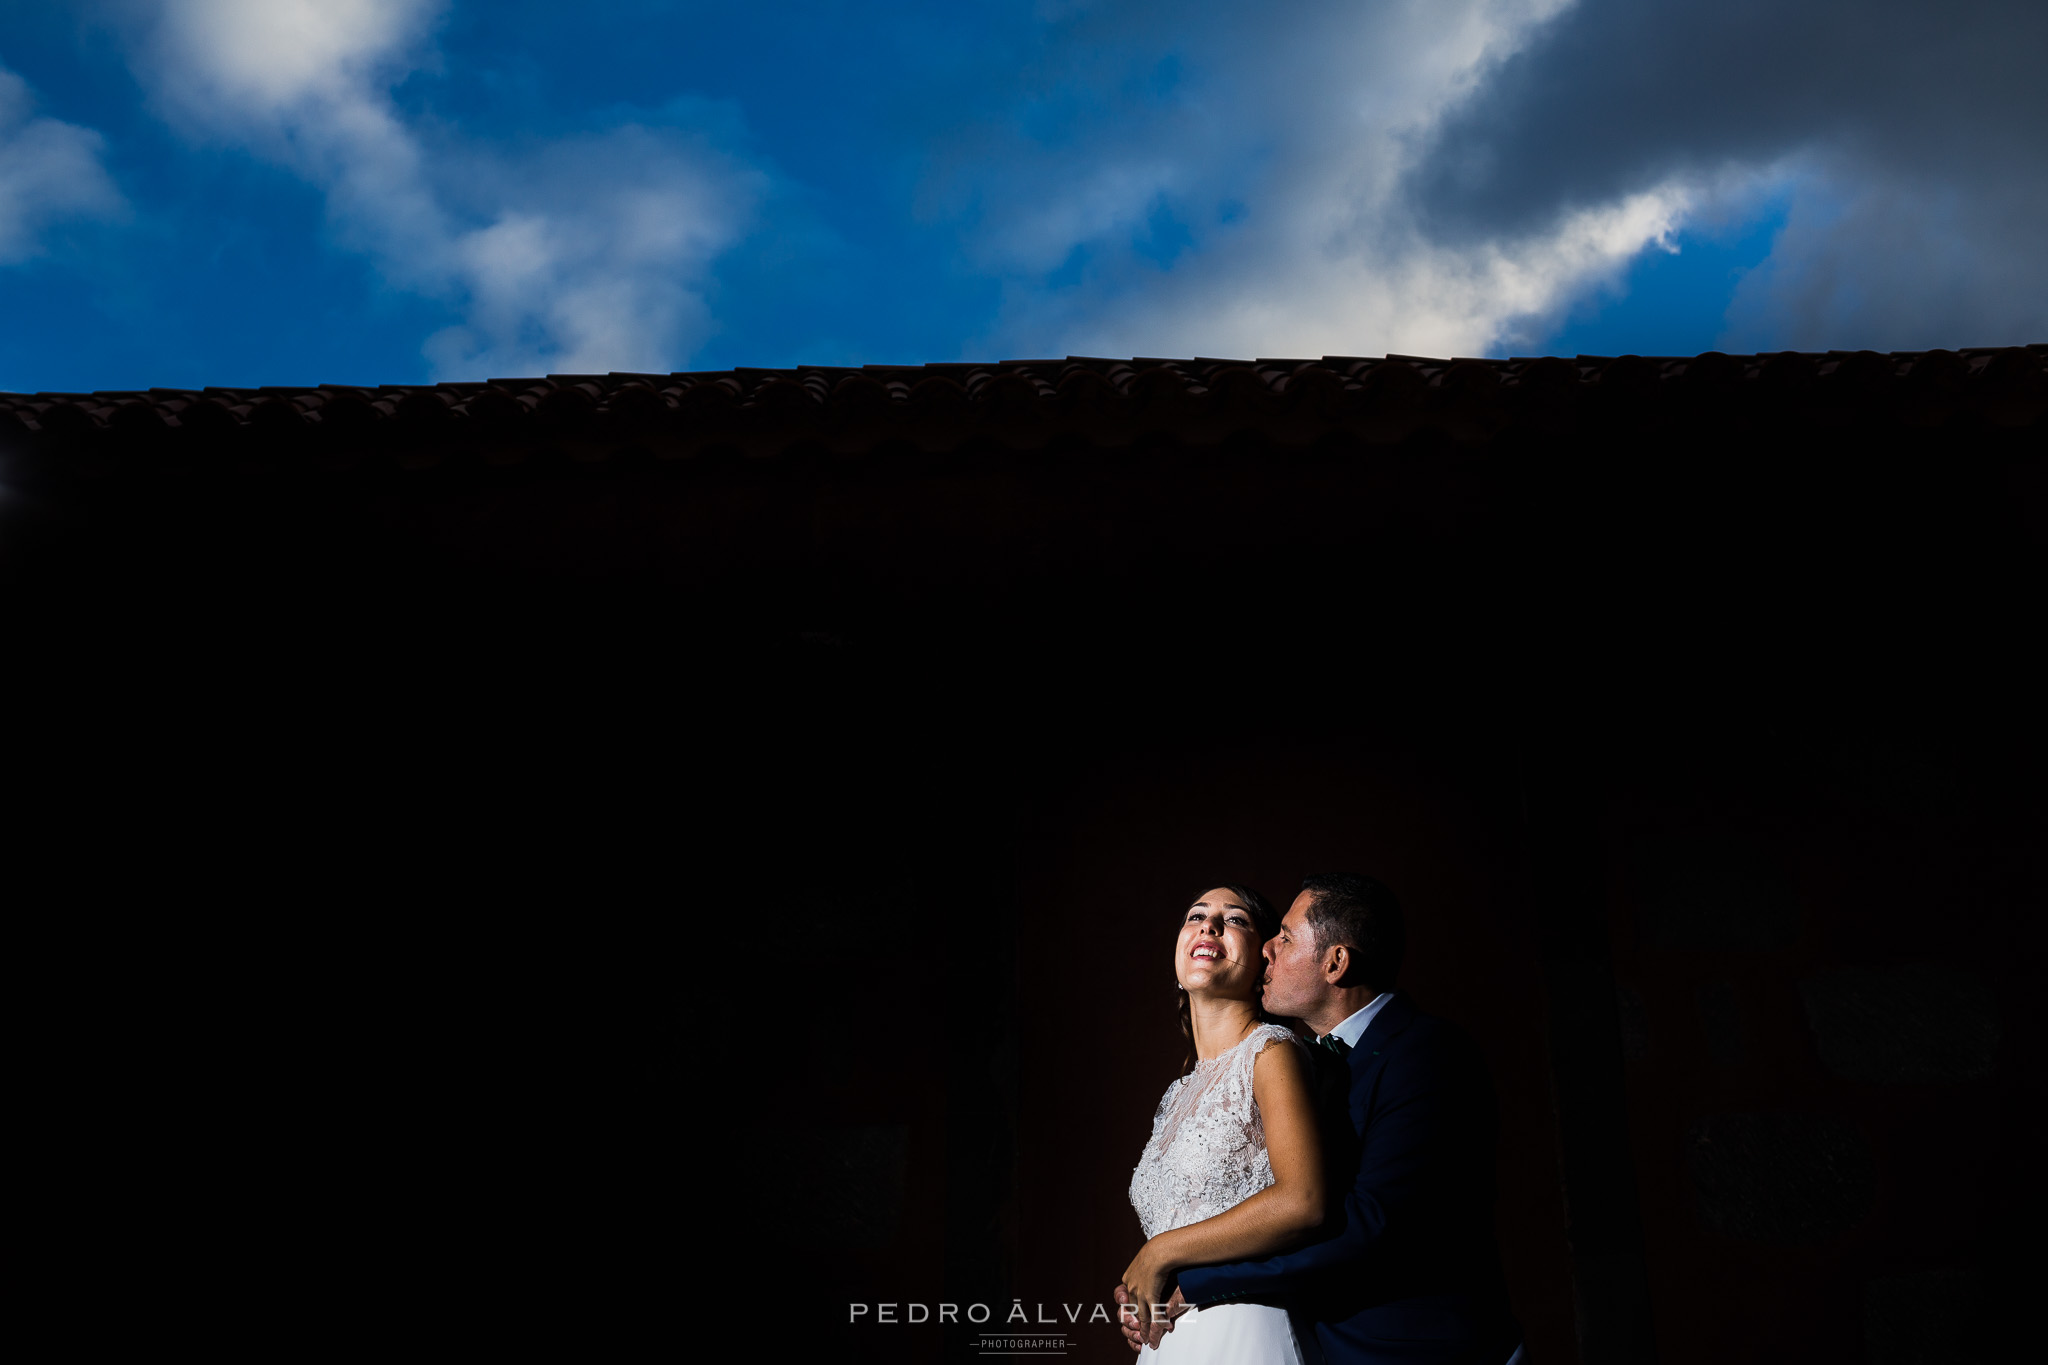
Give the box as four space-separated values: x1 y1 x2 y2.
1175 888 1265 1001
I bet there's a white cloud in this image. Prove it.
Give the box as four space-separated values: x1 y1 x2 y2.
931 0 2040 360
1110 184 1695 363
930 0 1686 360
149 0 433 115
424 127 753 376
0 64 125 264
126 0 759 376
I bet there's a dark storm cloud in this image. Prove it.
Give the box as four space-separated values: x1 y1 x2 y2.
1407 0 2048 347
1414 0 2048 236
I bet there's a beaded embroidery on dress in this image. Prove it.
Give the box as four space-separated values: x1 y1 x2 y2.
1127 1022 1307 1363
1129 1023 1301 1239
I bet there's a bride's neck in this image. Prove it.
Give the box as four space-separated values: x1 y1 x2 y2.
1187 992 1262 1061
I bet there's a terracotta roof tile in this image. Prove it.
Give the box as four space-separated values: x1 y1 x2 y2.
1 347 2041 479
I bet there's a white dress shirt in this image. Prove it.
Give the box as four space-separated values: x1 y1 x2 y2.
1318 990 1396 1049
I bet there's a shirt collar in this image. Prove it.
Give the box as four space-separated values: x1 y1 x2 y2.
1323 991 1395 1050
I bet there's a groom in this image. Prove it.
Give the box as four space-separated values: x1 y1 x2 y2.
1121 872 1524 1365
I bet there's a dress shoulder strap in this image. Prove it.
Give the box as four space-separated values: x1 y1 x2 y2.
1234 1023 1302 1081
1246 1022 1301 1055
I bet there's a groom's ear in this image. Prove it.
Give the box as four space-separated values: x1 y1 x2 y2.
1324 942 1372 988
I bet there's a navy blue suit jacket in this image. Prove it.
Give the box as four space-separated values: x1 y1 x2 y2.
1175 995 1520 1365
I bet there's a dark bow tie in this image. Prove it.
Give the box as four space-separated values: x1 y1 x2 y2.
1318 1033 1352 1058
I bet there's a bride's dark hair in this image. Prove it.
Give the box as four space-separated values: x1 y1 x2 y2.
1177 883 1283 1075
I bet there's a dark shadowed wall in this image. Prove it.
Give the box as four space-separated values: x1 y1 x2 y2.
7 349 2039 1364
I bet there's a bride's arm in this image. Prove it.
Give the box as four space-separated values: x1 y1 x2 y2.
1121 1040 1326 1311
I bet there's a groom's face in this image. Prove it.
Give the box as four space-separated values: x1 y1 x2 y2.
1260 892 1329 1019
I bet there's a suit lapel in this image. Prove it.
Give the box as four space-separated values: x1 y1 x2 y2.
1347 993 1417 1127
1352 992 1416 1057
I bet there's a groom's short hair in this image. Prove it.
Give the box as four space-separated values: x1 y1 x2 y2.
1300 872 1406 988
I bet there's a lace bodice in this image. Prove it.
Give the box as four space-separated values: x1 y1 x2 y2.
1129 1023 1302 1239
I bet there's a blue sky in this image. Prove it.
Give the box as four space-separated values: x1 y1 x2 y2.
1 1 2040 392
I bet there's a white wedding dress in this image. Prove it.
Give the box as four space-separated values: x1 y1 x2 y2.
1128 1023 1308 1365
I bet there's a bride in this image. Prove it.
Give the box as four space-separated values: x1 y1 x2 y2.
1119 885 1326 1362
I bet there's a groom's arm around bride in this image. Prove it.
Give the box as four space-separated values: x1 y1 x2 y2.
1143 874 1523 1365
